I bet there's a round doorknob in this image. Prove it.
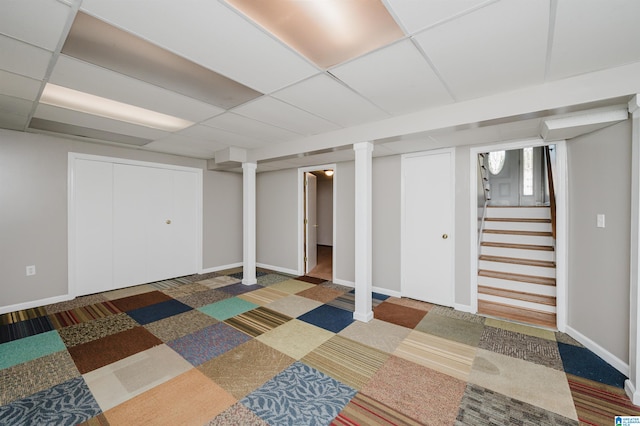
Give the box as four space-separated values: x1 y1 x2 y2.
166 219 171 225
442 234 448 239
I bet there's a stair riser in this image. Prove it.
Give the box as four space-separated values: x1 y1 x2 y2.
482 233 554 246
478 293 557 313
477 276 556 295
486 207 550 219
480 246 555 261
484 221 552 232
479 261 556 277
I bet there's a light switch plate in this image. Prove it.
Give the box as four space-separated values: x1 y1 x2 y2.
597 214 605 228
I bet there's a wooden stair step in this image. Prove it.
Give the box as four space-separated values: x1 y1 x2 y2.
478 269 556 286
479 255 556 268
478 285 556 306
487 205 549 208
478 299 556 329
481 242 554 251
483 229 553 237
485 218 551 223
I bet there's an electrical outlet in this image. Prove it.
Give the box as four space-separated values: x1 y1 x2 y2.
26 265 36 276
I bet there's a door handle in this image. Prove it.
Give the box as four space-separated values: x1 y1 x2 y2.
166 219 171 225
442 234 448 239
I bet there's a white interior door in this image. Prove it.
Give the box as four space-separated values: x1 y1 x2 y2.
305 173 317 273
402 150 454 306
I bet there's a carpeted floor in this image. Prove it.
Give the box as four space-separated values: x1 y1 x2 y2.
1 269 639 425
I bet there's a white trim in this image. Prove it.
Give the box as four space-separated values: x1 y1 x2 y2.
256 263 299 276
333 278 355 288
1 295 73 315
200 262 243 274
566 325 629 376
242 162 257 285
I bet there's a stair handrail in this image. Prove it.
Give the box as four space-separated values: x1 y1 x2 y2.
477 153 490 250
544 145 557 239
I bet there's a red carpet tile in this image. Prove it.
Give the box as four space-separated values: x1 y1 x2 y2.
373 302 427 329
332 392 423 426
567 374 640 425
110 291 172 312
48 302 121 329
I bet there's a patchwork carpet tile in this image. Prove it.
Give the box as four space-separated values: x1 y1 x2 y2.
456 383 578 426
207 402 269 426
485 317 556 341
48 301 122 329
104 369 235 426
241 361 356 426
296 285 344 303
361 355 466 425
198 339 295 399
298 304 355 333
479 326 564 370
269 279 316 295
109 291 172 312
566 373 640 424
57 313 139 347
264 295 323 318
318 282 353 293
126 299 192 325
221 283 264 296
147 276 194 291
0 350 79 405
67 326 163 374
167 322 251 366
83 344 192 412
197 275 241 289
394 330 476 381
332 392 424 426
44 294 107 315
385 296 434 312
102 284 156 301
415 312 485 347
469 349 578 420
0 315 54 343
238 287 290 306
301 335 389 390
373 301 427 329
558 342 628 388
143 309 218 342
0 330 66 370
556 332 585 347
176 288 232 308
257 273 293 287
158 282 210 298
0 377 101 426
256 319 334 360
326 292 357 311
229 270 269 280
1 307 48 324
338 318 411 354
295 275 327 284
189 271 220 281
429 305 486 324
198 297 259 321
224 307 292 337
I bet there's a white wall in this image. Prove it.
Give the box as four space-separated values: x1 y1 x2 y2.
0 129 242 311
315 172 333 246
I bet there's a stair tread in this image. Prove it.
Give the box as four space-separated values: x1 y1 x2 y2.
483 229 553 237
487 205 550 208
485 218 551 223
479 269 556 286
478 300 556 329
478 285 556 306
481 242 554 251
479 255 555 268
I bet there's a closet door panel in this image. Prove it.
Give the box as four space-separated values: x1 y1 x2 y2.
169 170 199 278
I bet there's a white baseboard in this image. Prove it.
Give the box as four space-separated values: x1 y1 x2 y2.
455 303 473 313
565 325 629 376
373 287 401 298
332 278 354 288
256 263 300 276
200 262 242 274
0 294 73 315
625 379 640 405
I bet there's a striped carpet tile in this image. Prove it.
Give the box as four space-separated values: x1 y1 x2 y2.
237 287 289 306
302 335 389 390
1 307 49 325
224 307 292 337
48 302 122 329
0 316 54 343
332 393 423 426
567 374 640 425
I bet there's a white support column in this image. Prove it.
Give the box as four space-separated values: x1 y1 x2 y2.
242 162 257 285
353 142 374 322
626 95 640 404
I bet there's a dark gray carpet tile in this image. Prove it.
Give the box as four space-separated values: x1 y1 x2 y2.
176 288 234 309
229 270 269 280
44 294 108 315
479 326 564 371
144 309 219 342
257 273 293 287
0 351 80 405
455 383 578 426
57 313 138 347
429 305 486 324
555 332 585 348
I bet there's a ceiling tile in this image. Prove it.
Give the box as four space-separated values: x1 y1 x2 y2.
233 97 341 135
0 95 33 117
0 0 71 51
203 112 301 144
0 70 41 101
178 124 264 149
0 36 52 80
385 0 493 34
548 0 640 80
142 136 225 159
273 74 390 127
0 111 29 131
331 40 454 115
80 0 319 93
414 0 549 101
49 55 224 122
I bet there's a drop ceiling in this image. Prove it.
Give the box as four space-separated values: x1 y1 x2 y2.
1 0 639 172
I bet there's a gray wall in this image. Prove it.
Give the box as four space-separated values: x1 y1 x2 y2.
567 120 631 362
0 129 242 310
334 161 355 284
454 146 472 306
315 172 333 246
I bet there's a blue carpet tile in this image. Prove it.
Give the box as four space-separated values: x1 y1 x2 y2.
126 299 192 325
167 322 251 366
558 341 627 387
0 316 55 343
298 304 354 333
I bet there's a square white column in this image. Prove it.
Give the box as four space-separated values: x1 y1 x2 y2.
353 141 374 322
242 162 257 285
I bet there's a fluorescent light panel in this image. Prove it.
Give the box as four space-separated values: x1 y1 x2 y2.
41 83 194 132
225 0 404 68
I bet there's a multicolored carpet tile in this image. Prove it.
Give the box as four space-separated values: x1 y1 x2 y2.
1 269 639 425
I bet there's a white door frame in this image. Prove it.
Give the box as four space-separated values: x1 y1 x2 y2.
469 138 568 332
298 164 336 279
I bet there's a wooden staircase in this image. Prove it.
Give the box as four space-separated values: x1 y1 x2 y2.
478 206 557 329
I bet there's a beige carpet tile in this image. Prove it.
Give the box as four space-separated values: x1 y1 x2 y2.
101 284 155 301
256 273 294 287
429 305 486 324
198 339 294 399
415 312 485 347
224 307 292 337
104 369 235 426
301 335 389 390
479 326 564 370
296 285 344 303
206 402 269 426
485 317 557 341
269 279 316 295
256 319 334 360
147 277 194 291
394 330 477 382
197 275 241 289
58 313 139 347
174 288 232 309
0 350 80 405
143 309 218 342
338 318 411 354
78 413 110 426
385 297 434 312
362 355 467 425
469 349 578 421
333 392 424 426
44 294 108 315
264 294 323 318
556 332 585 347
159 282 211 298
83 344 193 412
237 287 289 306
318 282 353 293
